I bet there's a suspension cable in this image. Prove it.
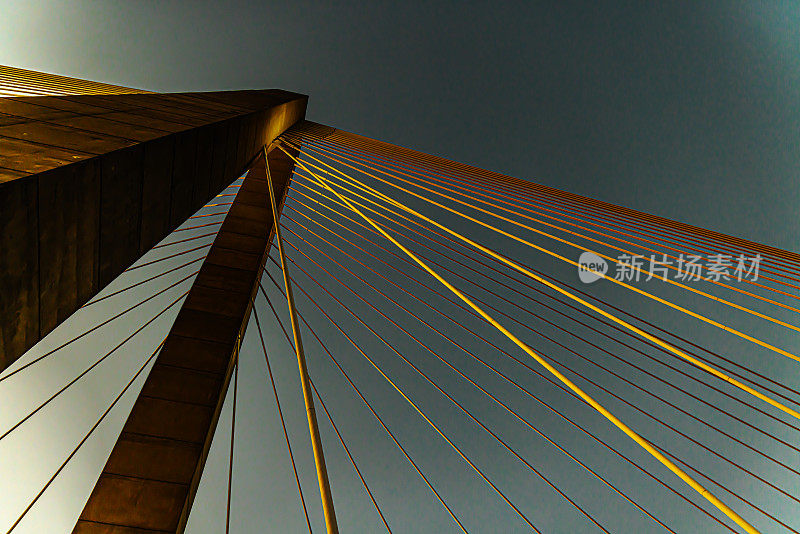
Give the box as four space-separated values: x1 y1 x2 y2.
282 147 759 534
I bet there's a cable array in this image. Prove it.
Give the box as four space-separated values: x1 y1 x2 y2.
0 178 243 533
3 120 799 533
245 123 800 533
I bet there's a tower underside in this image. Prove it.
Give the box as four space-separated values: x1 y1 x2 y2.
0 85 307 370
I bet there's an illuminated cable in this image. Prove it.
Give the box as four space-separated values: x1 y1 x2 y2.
282 148 759 534
285 149 800 422
259 276 469 533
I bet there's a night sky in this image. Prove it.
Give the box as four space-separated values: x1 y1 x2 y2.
1 2 799 533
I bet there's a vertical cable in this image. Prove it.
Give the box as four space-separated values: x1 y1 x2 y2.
225 359 238 534
253 306 313 533
265 146 339 534
261 292 392 533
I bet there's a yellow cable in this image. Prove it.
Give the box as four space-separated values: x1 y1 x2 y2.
279 144 759 534
266 148 339 534
291 140 800 337
296 139 800 314
289 165 800 423
289 163 800 422
286 141 800 369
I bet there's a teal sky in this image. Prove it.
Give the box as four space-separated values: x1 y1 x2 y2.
2 2 799 248
1 2 799 533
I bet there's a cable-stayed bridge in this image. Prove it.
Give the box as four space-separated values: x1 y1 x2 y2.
0 66 798 534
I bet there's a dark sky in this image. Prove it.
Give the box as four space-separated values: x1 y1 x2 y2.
4 1 799 248
1 2 799 533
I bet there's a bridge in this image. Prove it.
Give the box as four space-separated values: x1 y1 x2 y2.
0 65 798 533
